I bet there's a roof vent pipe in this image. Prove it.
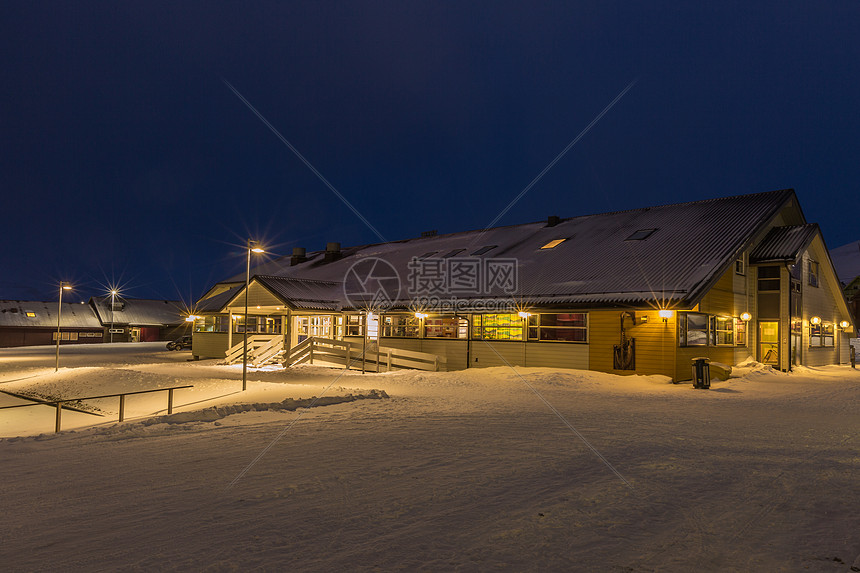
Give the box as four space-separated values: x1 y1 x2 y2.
546 216 561 227
324 242 342 263
290 247 308 266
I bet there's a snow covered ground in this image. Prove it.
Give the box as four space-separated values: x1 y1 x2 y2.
1 343 859 571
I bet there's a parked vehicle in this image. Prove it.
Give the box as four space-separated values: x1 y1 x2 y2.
166 335 192 351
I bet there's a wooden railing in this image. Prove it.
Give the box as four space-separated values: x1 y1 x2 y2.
224 335 282 365
285 337 446 372
0 385 194 433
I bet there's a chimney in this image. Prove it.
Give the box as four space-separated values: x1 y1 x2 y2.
324 242 342 263
290 247 307 266
546 215 561 228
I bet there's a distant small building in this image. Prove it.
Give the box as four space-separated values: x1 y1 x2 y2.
88 297 188 342
0 300 103 347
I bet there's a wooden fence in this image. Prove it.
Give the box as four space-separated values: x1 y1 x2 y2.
286 337 446 372
0 385 194 433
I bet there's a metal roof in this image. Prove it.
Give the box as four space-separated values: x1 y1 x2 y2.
0 300 102 328
207 189 798 310
749 224 819 263
195 285 243 312
89 298 187 326
252 276 342 311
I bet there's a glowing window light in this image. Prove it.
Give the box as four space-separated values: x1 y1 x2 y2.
540 239 567 250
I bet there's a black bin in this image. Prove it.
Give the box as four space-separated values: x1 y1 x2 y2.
691 357 711 389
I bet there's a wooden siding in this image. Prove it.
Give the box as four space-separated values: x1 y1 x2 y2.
800 238 843 366
589 310 677 380
192 332 229 359
226 281 283 310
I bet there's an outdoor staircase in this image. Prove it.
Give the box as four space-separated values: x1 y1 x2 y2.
224 335 285 367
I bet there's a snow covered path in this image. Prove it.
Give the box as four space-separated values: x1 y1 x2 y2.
1 344 859 571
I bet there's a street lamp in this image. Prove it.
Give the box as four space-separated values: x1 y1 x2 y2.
109 289 118 343
55 282 72 372
243 240 265 391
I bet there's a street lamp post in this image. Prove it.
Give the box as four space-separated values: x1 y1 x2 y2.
243 240 265 391
109 289 118 343
55 282 72 372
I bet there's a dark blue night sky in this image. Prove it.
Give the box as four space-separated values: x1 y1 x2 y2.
3 2 858 305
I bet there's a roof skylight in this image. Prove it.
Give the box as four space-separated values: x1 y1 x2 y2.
443 249 466 258
626 229 657 241
418 251 439 259
540 238 567 250
471 245 497 256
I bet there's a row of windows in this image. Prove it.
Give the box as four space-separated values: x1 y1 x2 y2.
678 313 747 347
736 258 820 289
194 315 282 334
341 313 591 342
809 322 834 348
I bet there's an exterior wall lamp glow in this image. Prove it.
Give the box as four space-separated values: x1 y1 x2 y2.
810 316 821 325
518 311 532 319
658 309 673 322
414 312 428 319
243 240 266 392
740 312 752 321
839 320 850 329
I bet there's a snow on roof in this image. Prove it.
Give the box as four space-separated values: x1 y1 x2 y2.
209 189 797 310
749 224 819 264
89 298 187 326
0 300 102 328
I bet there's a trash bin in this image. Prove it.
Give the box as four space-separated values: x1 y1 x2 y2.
691 357 711 389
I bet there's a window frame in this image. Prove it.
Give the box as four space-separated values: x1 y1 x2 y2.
807 260 820 288
527 313 588 343
471 313 524 341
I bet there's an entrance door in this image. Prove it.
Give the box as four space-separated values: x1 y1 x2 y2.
759 321 779 365
790 320 802 366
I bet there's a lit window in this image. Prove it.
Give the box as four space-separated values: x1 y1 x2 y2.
25 311 36 318
424 316 468 339
808 260 819 287
809 322 834 348
540 238 567 250
626 229 657 241
381 314 419 337
472 314 523 340
715 317 734 345
528 313 588 342
470 245 497 256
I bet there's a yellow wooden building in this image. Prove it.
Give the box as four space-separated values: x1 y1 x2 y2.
192 189 854 380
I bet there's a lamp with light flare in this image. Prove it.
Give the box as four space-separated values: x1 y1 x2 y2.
517 311 531 319
839 320 850 329
658 309 673 322
414 312 429 320
810 316 821 325
740 312 751 321
242 240 266 392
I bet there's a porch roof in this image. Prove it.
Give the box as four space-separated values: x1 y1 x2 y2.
749 224 819 264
